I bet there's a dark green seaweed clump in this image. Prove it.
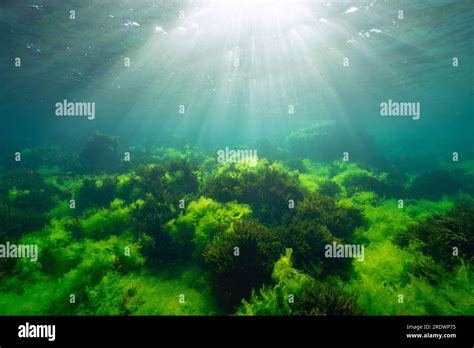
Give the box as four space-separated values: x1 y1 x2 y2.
132 194 176 263
279 221 350 278
317 180 341 197
395 204 474 269
0 170 58 211
342 171 406 198
291 194 365 240
77 177 118 210
409 257 446 286
407 170 464 200
0 170 60 275
0 204 45 243
128 161 200 263
0 170 58 240
274 194 364 278
1 146 82 172
166 160 199 196
203 219 283 310
204 163 303 225
343 173 386 196
293 281 364 316
135 164 168 197
135 160 198 200
80 132 120 171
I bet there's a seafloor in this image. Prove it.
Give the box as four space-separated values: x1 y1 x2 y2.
0 130 472 316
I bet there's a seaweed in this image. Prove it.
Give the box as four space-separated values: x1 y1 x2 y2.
0 170 59 211
394 204 474 269
85 270 217 315
381 170 408 197
277 220 348 278
317 180 341 197
334 166 407 198
287 123 382 165
77 177 118 210
291 194 365 240
1 146 82 172
80 199 134 239
409 256 446 286
407 170 464 200
0 170 59 240
343 173 386 196
203 219 283 310
116 174 141 202
80 132 120 171
237 249 312 315
131 195 176 262
292 281 364 316
135 164 167 198
204 161 303 225
0 170 46 193
238 249 363 315
134 160 198 203
166 160 199 196
0 204 46 242
0 142 472 316
166 197 251 259
202 164 242 202
349 239 473 315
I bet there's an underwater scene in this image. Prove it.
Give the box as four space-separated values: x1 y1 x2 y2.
0 0 473 317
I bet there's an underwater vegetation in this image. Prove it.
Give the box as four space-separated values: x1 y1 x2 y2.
395 204 474 269
203 161 303 226
406 170 468 200
80 132 120 172
237 249 363 316
286 123 383 166
78 177 119 210
317 180 341 198
342 170 407 198
203 219 282 309
0 170 60 243
0 134 472 316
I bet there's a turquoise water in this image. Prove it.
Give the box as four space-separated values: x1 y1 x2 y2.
1 0 472 158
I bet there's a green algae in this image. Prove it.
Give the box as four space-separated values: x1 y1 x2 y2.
0 144 472 316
